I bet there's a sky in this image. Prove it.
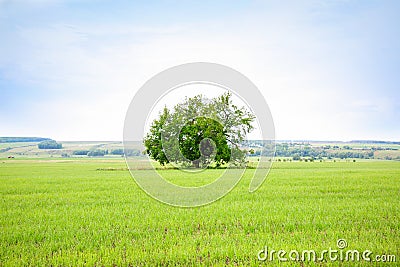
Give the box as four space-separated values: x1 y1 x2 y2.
0 0 399 141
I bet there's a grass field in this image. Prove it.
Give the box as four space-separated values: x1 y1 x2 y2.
1 159 399 266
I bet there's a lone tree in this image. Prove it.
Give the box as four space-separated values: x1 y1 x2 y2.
143 93 255 168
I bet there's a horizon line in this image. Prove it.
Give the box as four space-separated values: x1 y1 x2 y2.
1 137 399 143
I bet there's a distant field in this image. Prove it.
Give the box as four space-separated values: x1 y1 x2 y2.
1 159 399 266
0 141 141 158
2 140 399 161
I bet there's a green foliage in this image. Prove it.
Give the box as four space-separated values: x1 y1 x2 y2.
143 107 170 165
246 142 380 160
111 149 141 156
110 149 124 155
72 150 90 155
144 93 255 167
37 140 62 149
72 149 140 157
178 117 231 168
87 150 107 157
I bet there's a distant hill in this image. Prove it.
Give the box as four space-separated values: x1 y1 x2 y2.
275 140 400 145
0 137 52 143
349 140 400 145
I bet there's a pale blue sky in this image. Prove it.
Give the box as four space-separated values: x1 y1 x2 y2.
0 0 399 141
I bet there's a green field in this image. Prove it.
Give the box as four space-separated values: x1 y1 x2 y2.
1 159 399 266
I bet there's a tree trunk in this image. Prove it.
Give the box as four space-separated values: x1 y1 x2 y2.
192 160 200 168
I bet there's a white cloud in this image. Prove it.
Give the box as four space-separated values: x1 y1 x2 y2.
1 2 399 141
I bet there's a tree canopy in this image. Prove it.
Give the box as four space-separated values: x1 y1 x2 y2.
143 93 255 168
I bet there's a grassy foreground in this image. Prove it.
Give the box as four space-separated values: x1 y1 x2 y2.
0 159 399 266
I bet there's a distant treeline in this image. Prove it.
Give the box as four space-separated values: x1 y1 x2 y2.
38 140 62 149
272 147 374 160
72 149 141 157
246 142 399 160
349 140 400 145
0 137 51 143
